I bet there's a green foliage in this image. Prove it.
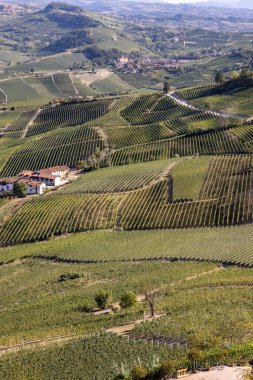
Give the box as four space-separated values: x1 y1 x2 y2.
163 82 171 93
215 72 225 85
158 359 175 378
13 181 27 198
240 68 253 79
83 46 123 65
120 291 137 309
95 290 112 309
131 365 148 380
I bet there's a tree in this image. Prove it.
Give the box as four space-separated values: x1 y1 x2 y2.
76 147 102 172
144 290 158 317
240 68 252 79
188 348 203 372
13 181 27 198
94 290 112 309
215 72 225 85
163 81 171 93
120 291 137 309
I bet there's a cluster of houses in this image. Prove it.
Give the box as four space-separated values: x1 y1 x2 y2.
116 56 189 73
0 166 69 196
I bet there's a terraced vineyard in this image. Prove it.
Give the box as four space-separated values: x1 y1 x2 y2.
108 129 246 165
179 83 253 116
120 155 253 230
1 91 253 248
1 124 104 176
0 193 122 245
26 99 113 137
179 84 218 100
52 73 77 97
59 159 173 194
1 155 253 245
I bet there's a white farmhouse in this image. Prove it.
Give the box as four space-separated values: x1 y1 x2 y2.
18 166 69 187
0 178 46 195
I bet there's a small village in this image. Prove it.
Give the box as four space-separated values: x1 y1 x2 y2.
0 165 70 196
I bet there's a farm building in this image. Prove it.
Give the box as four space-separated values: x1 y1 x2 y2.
0 178 45 195
18 166 70 187
0 165 70 195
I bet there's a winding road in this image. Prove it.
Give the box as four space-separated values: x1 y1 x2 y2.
167 91 251 122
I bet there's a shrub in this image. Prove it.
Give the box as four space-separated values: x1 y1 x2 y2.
131 365 148 380
159 359 175 377
120 291 137 309
95 290 112 309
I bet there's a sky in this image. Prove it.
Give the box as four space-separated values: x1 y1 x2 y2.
162 0 230 3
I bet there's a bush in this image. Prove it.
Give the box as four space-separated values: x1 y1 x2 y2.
0 190 13 198
131 365 148 380
159 359 175 377
58 273 81 282
95 290 112 309
120 291 137 309
13 181 27 198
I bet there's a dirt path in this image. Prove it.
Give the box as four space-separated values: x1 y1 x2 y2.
94 126 110 149
0 267 223 356
51 74 70 98
0 88 7 104
21 108 41 138
68 74 79 95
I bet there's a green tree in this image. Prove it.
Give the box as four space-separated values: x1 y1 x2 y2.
188 347 203 372
13 181 28 198
94 290 112 309
163 81 171 93
120 291 137 309
215 72 225 85
240 68 252 79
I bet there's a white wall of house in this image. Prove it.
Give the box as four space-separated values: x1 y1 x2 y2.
0 183 14 191
25 183 46 195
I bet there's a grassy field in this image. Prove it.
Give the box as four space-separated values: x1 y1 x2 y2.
91 73 135 94
0 111 21 129
0 257 214 345
12 53 87 73
0 253 252 379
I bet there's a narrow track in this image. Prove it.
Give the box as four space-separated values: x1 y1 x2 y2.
0 267 223 356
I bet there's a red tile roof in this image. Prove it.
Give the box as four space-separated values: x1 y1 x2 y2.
39 166 69 173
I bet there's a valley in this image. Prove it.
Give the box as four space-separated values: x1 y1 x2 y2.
0 1 253 380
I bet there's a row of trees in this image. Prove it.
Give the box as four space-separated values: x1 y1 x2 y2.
215 68 253 85
93 289 158 316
